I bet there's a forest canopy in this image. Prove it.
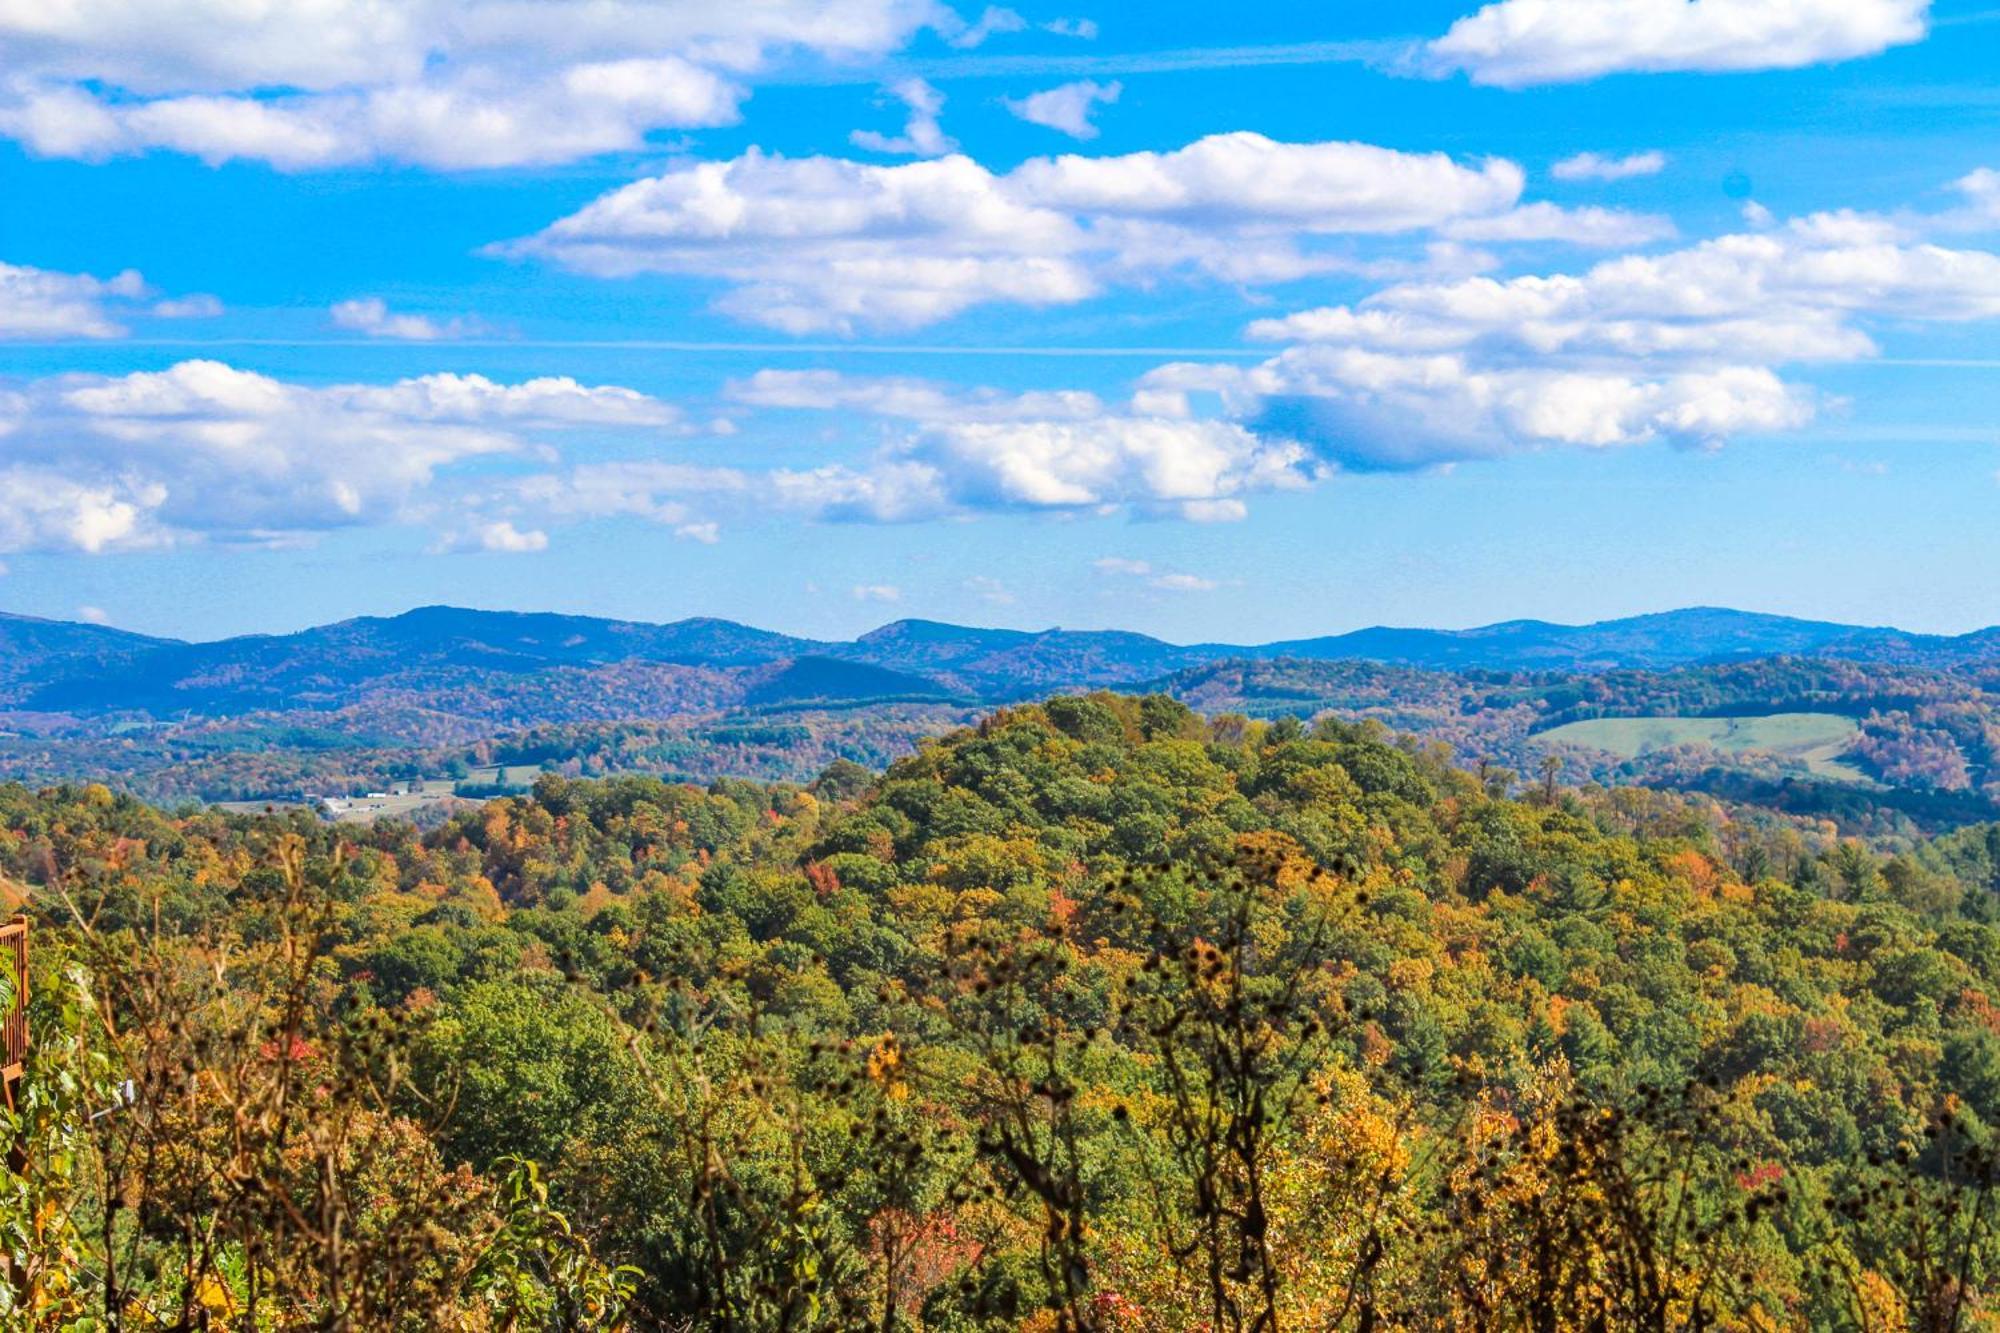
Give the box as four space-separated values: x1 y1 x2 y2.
5 693 2000 1329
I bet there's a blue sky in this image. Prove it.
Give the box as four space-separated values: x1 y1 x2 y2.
4 0 2000 643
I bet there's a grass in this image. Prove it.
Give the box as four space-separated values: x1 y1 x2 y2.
460 763 544 789
1535 712 1869 783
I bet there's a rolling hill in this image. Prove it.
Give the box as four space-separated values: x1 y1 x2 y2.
15 603 2000 723
8 604 2000 830
0 611 177 693
741 656 960 707
7 605 2000 830
1253 607 1882 671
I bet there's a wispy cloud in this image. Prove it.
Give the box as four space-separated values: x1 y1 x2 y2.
965 574 1016 604
151 293 225 319
1003 79 1121 139
48 336 1273 357
945 6 1028 49
1044 18 1099 39
1094 556 1222 592
331 297 483 341
1552 150 1668 182
777 39 1401 85
850 78 954 156
475 521 549 553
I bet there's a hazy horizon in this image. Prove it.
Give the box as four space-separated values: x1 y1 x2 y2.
6 598 1952 647
8 1 2000 642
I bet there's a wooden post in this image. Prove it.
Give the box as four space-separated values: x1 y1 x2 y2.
0 916 24 1120
0 916 22 1303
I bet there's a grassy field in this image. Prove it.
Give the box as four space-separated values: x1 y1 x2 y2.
1535 712 1868 782
459 763 545 789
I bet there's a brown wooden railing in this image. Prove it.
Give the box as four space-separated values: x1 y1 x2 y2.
0 917 24 1099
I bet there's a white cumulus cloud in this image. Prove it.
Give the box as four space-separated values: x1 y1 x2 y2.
1940 168 2000 231
905 416 1311 517
2 59 746 170
0 471 157 555
0 261 211 338
0 261 144 338
501 149 1094 333
508 374 1318 533
0 0 953 169
1425 0 1930 87
1008 133 1523 233
0 360 680 553
1159 351 1812 470
1247 213 2000 364
508 133 1535 332
1187 203 2000 469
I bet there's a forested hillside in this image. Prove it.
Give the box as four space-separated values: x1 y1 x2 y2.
8 694 2000 1327
13 634 2000 847
14 606 2000 842
1162 656 2000 835
10 603 2000 722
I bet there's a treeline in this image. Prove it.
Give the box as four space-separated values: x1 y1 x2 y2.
5 695 2000 1326
0 705 975 806
16 652 2000 839
1165 656 2000 817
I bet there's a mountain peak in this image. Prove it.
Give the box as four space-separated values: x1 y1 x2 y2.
857 618 1030 644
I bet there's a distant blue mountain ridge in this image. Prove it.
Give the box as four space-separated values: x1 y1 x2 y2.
3 603 1994 718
